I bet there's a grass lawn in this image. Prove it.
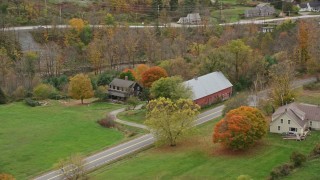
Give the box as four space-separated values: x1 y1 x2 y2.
212 6 252 22
0 100 127 179
90 119 320 180
117 109 146 124
295 87 320 105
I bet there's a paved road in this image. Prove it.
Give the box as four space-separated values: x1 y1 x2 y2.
34 105 224 180
4 14 320 32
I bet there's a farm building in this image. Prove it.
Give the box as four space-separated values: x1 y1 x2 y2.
183 72 233 107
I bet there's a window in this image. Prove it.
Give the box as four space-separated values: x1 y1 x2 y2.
281 119 283 124
117 86 119 90
278 126 281 131
289 127 297 132
288 120 291 124
310 121 313 126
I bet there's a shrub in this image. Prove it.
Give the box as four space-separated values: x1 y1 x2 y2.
290 151 307 167
0 87 7 104
270 163 293 180
237 175 252 180
25 98 41 107
309 144 320 158
0 173 15 180
97 114 115 128
43 75 68 90
33 83 58 100
12 86 26 101
126 96 139 110
95 86 108 100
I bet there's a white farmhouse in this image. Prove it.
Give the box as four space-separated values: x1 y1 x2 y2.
270 103 320 134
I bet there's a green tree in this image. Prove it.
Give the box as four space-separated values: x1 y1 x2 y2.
150 76 192 101
213 106 267 150
169 0 178 11
95 86 108 100
223 92 248 115
68 74 94 104
105 13 115 25
183 0 196 14
145 97 200 146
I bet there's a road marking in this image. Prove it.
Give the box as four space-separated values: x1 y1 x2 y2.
46 136 154 180
36 107 223 180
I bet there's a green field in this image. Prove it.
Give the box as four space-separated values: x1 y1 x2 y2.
296 90 320 105
0 101 126 179
90 119 320 180
117 109 146 124
212 6 252 22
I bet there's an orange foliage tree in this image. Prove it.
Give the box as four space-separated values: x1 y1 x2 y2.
141 66 168 88
134 64 150 82
213 106 267 150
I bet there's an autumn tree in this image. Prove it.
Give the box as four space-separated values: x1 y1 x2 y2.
295 21 310 73
141 66 168 88
57 154 87 180
150 76 192 100
24 51 38 89
68 73 94 104
134 64 150 83
270 61 296 107
213 106 267 150
0 47 11 87
145 97 200 146
223 92 248 115
87 39 103 75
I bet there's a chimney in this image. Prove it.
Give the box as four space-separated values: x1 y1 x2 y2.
125 76 128 80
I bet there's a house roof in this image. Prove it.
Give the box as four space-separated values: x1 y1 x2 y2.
186 13 201 20
109 78 135 88
183 72 233 100
297 103 320 121
272 103 320 127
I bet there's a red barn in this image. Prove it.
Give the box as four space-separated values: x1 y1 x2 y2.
184 72 233 107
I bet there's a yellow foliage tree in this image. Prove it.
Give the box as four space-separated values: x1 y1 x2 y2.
68 74 94 104
69 18 86 33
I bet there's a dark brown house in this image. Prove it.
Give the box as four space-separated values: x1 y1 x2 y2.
108 78 142 100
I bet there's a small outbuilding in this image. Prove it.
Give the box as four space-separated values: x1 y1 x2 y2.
108 78 142 100
183 72 233 107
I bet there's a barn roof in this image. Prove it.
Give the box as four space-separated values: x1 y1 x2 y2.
183 72 233 100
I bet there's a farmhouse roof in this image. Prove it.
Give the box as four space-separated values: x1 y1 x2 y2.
183 72 233 100
109 78 135 88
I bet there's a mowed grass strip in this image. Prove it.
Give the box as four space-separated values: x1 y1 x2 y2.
90 119 320 180
0 101 125 179
117 109 146 124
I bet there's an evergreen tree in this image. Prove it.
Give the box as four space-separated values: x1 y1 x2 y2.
0 87 7 104
169 0 178 11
